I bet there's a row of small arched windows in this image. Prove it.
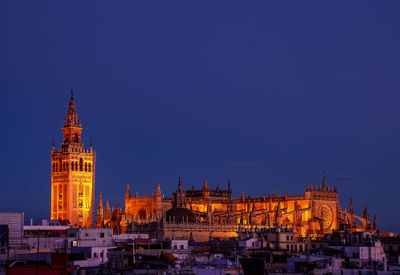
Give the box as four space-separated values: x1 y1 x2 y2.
52 159 92 173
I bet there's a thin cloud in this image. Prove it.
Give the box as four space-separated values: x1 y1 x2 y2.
230 162 263 168
329 175 358 181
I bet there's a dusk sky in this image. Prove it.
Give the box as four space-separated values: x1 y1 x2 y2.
1 1 400 231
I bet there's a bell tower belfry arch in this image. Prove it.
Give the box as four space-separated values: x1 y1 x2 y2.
50 90 96 228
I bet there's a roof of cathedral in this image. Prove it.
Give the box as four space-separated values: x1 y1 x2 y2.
165 207 196 223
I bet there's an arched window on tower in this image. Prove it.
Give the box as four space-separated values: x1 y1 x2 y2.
85 163 87 172
75 162 78 171
66 161 68 171
53 163 56 172
59 160 62 172
73 133 79 143
88 163 91 172
71 162 74 171
79 158 83 171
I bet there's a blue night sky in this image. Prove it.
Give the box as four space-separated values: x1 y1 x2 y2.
1 1 400 231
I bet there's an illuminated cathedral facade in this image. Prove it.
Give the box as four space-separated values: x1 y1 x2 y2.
50 91 95 228
97 176 377 240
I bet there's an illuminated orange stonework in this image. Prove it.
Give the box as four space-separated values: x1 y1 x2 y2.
51 91 96 228
113 176 375 240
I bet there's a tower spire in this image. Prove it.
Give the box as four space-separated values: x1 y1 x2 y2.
104 201 111 219
156 182 161 197
322 171 327 190
96 192 104 228
178 177 183 192
125 184 130 199
64 89 80 128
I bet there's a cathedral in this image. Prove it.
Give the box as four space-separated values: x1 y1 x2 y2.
50 93 376 239
96 176 376 240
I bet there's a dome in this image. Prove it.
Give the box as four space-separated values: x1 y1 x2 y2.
165 207 197 223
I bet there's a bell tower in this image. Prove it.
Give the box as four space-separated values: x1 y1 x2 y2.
50 90 96 228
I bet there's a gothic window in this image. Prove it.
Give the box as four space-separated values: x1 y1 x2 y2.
66 161 68 171
73 133 79 143
52 163 55 172
75 162 78 171
55 163 58 172
59 160 62 172
79 158 83 171
71 162 74 171
88 163 91 172
85 163 87 172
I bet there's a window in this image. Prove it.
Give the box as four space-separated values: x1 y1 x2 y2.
174 245 177 249
79 158 83 171
88 163 91 172
85 163 87 172
71 162 74 171
100 232 104 238
286 235 289 241
291 236 293 241
180 245 184 250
